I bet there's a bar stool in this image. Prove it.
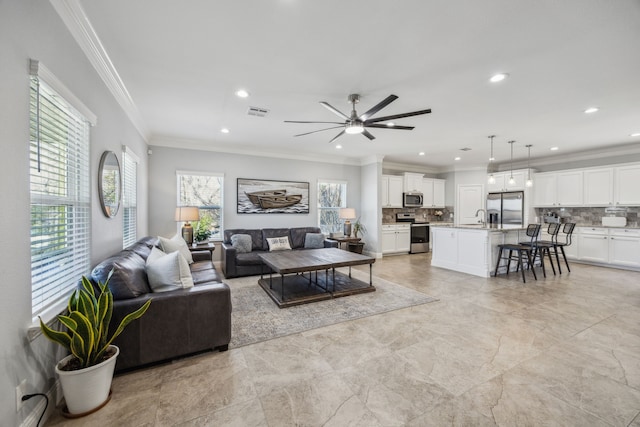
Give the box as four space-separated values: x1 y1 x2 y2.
553 223 576 273
521 222 559 276
534 223 561 275
493 223 541 283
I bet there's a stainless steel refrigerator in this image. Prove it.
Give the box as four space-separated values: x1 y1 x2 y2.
487 191 524 225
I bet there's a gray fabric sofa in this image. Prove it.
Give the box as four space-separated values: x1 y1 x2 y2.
89 236 231 371
221 227 338 278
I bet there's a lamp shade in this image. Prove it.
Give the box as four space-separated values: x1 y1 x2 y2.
175 206 200 222
339 208 356 220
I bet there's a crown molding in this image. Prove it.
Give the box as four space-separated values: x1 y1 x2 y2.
150 136 364 166
382 161 441 175
50 0 150 141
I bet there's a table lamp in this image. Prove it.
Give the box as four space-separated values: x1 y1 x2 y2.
339 208 356 237
175 206 200 244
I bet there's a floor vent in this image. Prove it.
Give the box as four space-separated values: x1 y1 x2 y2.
247 106 269 117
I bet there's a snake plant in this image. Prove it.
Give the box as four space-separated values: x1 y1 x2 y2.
40 271 151 369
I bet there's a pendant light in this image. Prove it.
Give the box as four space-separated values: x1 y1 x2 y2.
508 140 516 185
487 135 496 184
525 144 533 187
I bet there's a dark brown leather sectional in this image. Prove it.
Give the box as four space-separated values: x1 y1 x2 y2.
89 236 231 371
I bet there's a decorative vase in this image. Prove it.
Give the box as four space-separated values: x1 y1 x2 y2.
56 345 119 416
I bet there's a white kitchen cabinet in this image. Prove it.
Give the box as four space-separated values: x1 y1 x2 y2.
578 228 609 263
382 224 410 254
404 172 424 193
422 178 446 208
381 175 403 208
556 171 583 206
615 164 640 205
532 173 557 207
609 228 640 267
583 168 614 206
532 171 583 206
487 171 526 192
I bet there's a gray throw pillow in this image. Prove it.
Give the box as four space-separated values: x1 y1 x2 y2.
231 234 252 253
304 233 325 249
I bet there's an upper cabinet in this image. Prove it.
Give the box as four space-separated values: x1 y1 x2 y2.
403 172 424 193
487 170 526 192
423 178 445 208
381 175 403 208
615 164 640 205
532 163 640 208
583 168 614 206
532 170 583 207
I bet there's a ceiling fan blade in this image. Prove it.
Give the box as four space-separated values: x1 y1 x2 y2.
320 102 350 120
359 94 398 121
294 126 344 137
365 124 415 130
362 129 376 140
329 130 345 143
365 108 432 124
284 120 344 125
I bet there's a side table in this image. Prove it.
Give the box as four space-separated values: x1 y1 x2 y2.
334 237 361 250
189 242 216 257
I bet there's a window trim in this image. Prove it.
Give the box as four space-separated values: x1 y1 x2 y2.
28 59 94 331
122 145 139 248
176 170 225 241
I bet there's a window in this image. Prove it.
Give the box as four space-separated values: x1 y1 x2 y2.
29 62 93 318
177 171 224 240
317 180 347 234
122 146 138 248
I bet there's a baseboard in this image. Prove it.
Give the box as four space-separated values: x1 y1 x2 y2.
19 380 62 427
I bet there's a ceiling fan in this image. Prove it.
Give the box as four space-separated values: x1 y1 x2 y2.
285 94 431 143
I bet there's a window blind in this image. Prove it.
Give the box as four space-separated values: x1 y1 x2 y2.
122 147 138 248
30 75 91 317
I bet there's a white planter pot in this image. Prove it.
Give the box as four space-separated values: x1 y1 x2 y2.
55 345 119 415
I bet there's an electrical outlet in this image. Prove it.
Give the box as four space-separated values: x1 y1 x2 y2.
16 379 27 412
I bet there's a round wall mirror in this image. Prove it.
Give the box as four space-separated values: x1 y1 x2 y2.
98 151 121 218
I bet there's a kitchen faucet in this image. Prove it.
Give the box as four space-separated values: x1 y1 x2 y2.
475 209 486 227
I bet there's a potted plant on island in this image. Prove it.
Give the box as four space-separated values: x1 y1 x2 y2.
40 272 151 416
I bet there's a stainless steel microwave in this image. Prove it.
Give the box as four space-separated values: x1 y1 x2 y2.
403 192 423 207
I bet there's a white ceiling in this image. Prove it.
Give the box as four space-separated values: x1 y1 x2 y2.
78 0 640 170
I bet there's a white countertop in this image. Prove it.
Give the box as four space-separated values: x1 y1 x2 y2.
430 223 527 231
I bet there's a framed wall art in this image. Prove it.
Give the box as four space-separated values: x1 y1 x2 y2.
237 178 309 214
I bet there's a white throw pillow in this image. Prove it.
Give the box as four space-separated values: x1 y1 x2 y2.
146 247 194 292
266 236 292 251
158 234 194 264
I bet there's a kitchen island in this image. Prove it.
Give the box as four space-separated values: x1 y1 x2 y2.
430 224 528 277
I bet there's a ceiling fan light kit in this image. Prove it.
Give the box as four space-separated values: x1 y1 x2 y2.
285 93 431 143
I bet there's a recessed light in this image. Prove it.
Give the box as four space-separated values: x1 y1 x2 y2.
235 89 250 98
489 156 495 161
418 152 425 156
490 73 508 83
584 107 599 114
220 128 230 134
335 144 342 149
386 122 395 127
631 133 640 137
550 146 559 151
454 157 461 161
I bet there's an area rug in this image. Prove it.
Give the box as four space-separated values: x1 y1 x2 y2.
227 269 438 348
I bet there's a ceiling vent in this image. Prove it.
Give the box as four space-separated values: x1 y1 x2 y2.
460 147 472 151
247 106 269 117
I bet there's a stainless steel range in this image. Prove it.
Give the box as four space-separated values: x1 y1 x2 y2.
396 213 430 254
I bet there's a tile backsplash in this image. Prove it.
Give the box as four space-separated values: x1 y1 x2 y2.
382 207 454 223
534 207 639 227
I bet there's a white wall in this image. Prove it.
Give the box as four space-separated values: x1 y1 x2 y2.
0 1 148 425
147 145 363 241
360 159 383 256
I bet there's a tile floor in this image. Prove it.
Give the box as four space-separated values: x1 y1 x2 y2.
47 254 640 426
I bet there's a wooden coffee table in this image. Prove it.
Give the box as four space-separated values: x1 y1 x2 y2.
258 248 375 308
